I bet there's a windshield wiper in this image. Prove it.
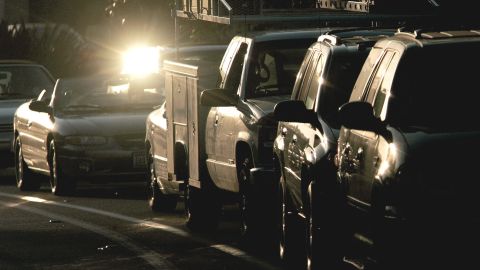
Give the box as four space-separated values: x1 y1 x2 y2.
127 103 157 109
0 92 28 98
0 93 33 100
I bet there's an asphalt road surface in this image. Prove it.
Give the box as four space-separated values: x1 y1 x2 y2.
0 168 284 270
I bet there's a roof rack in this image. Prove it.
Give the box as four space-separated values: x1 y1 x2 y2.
318 34 341 45
318 27 378 44
318 27 394 44
395 28 480 39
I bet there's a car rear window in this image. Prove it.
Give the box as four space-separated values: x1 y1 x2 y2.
388 42 480 131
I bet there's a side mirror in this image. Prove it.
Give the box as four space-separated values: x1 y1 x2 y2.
274 100 313 123
338 101 382 131
200 88 237 107
29 100 53 114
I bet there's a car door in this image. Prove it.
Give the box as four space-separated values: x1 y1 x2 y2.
28 91 53 171
206 41 247 189
344 50 397 207
284 49 322 210
278 48 313 178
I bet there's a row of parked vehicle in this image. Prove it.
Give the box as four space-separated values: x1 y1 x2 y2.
143 26 480 269
3 26 480 269
275 28 480 269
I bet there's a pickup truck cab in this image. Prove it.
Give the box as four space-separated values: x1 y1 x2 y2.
273 28 394 269
337 29 480 269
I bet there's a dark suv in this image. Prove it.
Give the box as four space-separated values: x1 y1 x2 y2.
273 28 394 269
337 29 480 269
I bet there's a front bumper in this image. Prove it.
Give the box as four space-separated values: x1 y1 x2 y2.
57 145 147 181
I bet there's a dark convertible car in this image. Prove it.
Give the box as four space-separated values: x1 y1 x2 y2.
13 76 164 195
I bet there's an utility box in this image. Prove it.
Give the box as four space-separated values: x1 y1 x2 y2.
163 59 218 189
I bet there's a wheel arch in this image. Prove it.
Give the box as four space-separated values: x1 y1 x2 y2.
235 140 253 171
46 133 55 163
174 140 188 180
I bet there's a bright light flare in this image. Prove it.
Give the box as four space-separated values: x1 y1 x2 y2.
122 46 160 77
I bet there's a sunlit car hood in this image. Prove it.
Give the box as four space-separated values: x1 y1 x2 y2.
248 95 290 116
56 111 149 136
0 99 30 123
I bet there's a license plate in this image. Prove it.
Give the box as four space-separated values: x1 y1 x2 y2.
133 152 147 168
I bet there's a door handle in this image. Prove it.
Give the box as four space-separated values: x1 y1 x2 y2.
214 115 219 126
313 134 321 147
354 147 364 161
352 147 363 170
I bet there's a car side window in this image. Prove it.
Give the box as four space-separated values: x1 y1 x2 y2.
349 47 383 102
296 50 321 103
224 43 248 93
373 53 400 120
219 40 240 86
291 48 313 99
364 51 395 107
304 54 324 110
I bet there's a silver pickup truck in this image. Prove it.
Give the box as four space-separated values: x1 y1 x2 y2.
147 30 326 234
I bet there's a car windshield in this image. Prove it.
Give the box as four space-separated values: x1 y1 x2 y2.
389 42 480 132
0 65 54 99
246 39 314 98
54 76 164 112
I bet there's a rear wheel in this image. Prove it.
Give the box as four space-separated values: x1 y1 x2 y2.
14 137 40 191
185 182 221 232
49 140 75 196
147 153 177 212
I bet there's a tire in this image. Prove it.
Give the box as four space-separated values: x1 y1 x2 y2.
147 153 177 212
278 177 293 263
49 140 75 196
14 137 40 191
305 182 344 270
185 182 221 232
238 157 260 238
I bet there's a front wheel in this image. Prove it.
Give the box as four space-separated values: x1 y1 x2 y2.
306 183 345 270
239 157 259 238
14 137 40 191
147 154 177 212
278 177 294 263
49 140 75 196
